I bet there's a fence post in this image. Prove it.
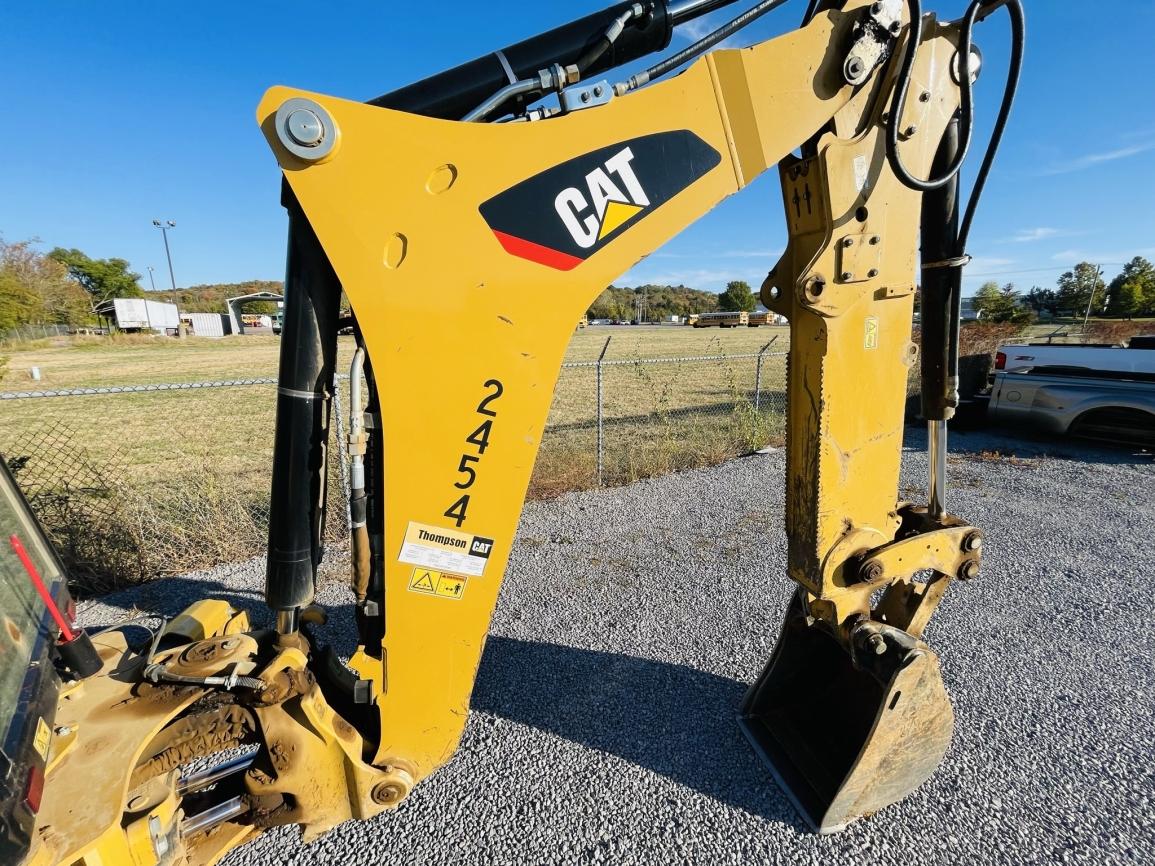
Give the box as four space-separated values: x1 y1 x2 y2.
754 336 778 413
596 336 611 486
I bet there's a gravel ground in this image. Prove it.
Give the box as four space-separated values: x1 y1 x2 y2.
80 427 1155 865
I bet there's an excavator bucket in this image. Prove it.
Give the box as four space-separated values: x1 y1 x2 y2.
740 590 954 832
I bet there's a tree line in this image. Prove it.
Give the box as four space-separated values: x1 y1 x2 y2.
587 280 759 321
972 257 1155 323
0 237 283 332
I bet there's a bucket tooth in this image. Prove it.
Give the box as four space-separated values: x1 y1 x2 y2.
739 590 954 832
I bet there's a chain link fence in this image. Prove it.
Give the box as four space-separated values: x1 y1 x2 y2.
0 343 787 591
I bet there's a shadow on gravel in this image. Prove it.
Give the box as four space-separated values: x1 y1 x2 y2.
472 636 804 829
88 583 801 827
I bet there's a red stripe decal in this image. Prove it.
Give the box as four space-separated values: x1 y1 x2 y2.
491 230 584 271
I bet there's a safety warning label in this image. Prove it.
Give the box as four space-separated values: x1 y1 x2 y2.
408 567 467 600
34 717 51 760
399 521 493 577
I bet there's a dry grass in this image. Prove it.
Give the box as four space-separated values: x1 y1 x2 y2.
2 327 789 591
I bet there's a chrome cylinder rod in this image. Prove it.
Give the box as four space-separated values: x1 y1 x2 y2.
181 797 249 838
177 754 256 797
928 420 948 520
668 0 744 26
275 607 300 635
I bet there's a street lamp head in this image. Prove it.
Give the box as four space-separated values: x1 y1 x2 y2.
166 220 176 228
152 219 162 227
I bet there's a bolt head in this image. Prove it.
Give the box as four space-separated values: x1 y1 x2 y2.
919 90 932 102
963 531 983 552
869 235 881 245
868 268 879 278
842 271 854 281
842 237 854 248
959 560 980 580
285 108 325 147
867 633 887 655
860 560 884 582
904 124 918 137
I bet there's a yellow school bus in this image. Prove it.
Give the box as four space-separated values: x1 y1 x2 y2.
693 310 748 328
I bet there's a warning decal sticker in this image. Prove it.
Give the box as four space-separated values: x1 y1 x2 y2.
399 521 494 577
34 716 51 761
408 567 468 600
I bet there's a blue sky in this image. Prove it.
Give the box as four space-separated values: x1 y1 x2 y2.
2 1 1153 296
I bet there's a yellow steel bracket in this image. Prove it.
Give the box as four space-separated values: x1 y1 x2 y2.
256 3 875 786
762 15 972 629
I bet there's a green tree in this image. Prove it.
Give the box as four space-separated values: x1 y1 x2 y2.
972 281 1030 323
717 280 756 313
1025 286 1058 317
48 248 143 307
1055 262 1105 317
0 267 38 331
1106 257 1155 318
0 237 91 329
1111 281 1146 320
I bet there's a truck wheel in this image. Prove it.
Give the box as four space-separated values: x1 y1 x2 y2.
1070 407 1155 448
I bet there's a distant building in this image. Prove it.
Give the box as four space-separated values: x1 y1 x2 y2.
180 312 232 338
94 298 180 335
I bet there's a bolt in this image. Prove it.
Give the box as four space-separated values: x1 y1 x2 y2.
860 560 884 583
842 271 854 281
868 268 879 278
889 20 902 35
371 770 414 807
54 725 73 736
962 531 983 552
904 124 918 137
593 84 604 97
959 560 981 580
580 90 591 103
285 108 324 148
842 237 854 248
869 235 881 245
870 1 882 13
866 633 887 655
845 56 866 81
919 90 931 102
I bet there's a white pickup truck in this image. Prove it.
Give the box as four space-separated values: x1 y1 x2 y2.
995 335 1155 375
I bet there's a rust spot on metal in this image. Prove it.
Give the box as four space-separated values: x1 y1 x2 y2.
5 617 21 643
333 717 356 741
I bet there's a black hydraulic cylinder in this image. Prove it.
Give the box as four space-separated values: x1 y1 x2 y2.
920 117 963 422
265 188 342 614
368 1 674 120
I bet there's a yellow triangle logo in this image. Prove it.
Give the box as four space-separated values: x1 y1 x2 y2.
598 200 644 241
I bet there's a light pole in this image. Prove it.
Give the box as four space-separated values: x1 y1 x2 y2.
1081 264 1104 334
147 266 157 292
152 219 178 290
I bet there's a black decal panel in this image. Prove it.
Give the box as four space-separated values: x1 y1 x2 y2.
479 131 721 271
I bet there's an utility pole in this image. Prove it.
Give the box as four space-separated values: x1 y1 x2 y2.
152 219 178 290
147 266 157 292
1081 264 1104 334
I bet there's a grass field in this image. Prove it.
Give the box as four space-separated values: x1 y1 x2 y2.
0 326 788 590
